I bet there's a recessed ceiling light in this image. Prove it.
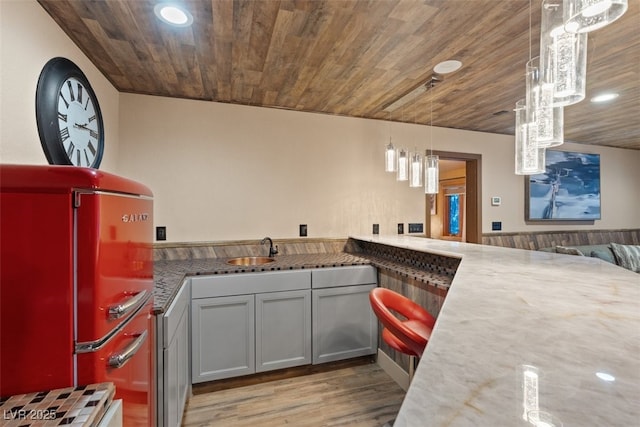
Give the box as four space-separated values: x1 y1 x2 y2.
154 3 193 27
433 60 462 74
596 372 615 382
591 93 619 103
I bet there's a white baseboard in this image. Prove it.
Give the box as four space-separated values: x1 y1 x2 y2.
376 348 409 391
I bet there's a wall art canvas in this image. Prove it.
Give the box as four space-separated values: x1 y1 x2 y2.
526 150 601 221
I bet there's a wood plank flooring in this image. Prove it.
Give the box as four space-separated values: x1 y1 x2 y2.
182 361 404 427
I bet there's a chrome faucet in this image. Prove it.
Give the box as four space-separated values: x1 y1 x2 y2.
260 237 278 257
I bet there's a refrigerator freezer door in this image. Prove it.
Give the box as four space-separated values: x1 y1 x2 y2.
75 191 153 344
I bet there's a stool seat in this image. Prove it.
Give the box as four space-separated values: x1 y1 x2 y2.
369 288 435 358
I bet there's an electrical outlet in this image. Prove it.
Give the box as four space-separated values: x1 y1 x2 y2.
373 224 379 234
492 221 502 231
408 223 423 233
299 224 308 237
156 226 167 241
397 223 404 234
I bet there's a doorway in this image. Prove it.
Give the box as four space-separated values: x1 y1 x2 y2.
425 151 481 244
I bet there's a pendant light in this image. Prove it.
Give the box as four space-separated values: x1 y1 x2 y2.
409 151 423 188
564 0 628 33
515 99 546 175
425 154 439 194
526 56 564 147
540 0 587 106
397 148 409 181
385 141 397 172
425 79 439 195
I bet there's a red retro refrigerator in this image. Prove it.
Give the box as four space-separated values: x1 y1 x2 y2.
0 165 155 426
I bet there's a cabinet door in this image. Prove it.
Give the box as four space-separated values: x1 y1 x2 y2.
191 295 255 383
312 284 378 364
165 301 190 427
255 290 311 372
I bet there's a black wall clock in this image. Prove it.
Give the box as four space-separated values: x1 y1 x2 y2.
36 57 104 168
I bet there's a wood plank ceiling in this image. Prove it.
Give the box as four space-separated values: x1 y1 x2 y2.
38 0 639 150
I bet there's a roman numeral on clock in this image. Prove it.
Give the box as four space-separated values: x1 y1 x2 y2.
67 81 75 102
59 93 69 109
58 112 67 122
66 141 75 158
77 83 83 104
89 130 98 139
60 127 70 142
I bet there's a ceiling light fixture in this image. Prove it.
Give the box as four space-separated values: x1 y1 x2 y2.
425 78 439 195
564 0 628 33
397 148 409 182
515 99 545 175
591 92 619 103
433 60 462 75
540 0 588 106
154 3 194 27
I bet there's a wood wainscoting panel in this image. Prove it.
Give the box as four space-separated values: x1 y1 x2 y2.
483 229 640 251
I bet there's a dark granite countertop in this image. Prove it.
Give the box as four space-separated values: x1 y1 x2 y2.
153 253 371 314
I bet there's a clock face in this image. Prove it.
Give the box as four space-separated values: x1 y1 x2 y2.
36 57 105 169
57 77 101 167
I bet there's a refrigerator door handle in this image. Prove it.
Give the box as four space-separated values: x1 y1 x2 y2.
108 330 148 369
108 290 148 320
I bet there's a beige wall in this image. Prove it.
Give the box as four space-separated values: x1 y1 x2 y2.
2 1 638 243
119 94 640 242
0 0 120 171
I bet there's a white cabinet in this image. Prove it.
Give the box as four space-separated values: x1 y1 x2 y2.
311 266 378 364
191 270 311 383
157 280 190 427
256 290 311 372
192 294 255 382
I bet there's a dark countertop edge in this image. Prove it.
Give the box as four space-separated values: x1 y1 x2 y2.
153 254 450 315
153 256 371 315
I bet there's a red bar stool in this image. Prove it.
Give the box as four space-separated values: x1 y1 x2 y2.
369 287 436 380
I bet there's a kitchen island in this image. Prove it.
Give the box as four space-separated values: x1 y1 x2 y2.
350 235 640 427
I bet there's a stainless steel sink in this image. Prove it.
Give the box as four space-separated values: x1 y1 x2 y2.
226 256 276 266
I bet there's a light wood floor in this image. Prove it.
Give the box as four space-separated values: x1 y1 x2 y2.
181 361 405 427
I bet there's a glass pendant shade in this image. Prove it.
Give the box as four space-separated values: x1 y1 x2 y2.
409 152 423 188
540 0 587 106
397 148 409 181
526 57 563 147
564 0 628 33
424 155 439 194
385 141 397 172
515 99 546 175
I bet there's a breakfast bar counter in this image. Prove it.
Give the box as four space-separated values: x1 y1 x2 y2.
350 235 640 427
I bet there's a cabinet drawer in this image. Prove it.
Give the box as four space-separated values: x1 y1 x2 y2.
192 270 311 299
311 266 376 289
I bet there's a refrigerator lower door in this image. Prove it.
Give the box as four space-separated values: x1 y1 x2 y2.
77 302 154 426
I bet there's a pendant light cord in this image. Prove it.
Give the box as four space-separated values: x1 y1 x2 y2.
529 0 532 61
430 80 433 156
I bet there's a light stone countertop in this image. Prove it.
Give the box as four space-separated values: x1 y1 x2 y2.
350 235 640 427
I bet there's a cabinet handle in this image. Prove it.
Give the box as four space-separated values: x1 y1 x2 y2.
108 330 147 369
108 290 148 320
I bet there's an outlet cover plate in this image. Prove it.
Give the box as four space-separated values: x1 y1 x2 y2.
408 223 423 233
156 226 167 241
